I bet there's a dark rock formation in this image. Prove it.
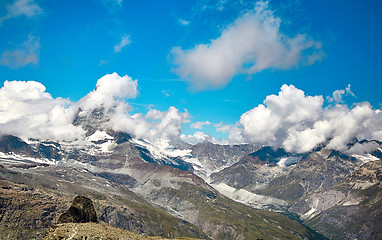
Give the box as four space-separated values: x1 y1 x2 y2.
58 196 98 223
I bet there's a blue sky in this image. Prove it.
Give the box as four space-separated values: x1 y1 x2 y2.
1 0 382 148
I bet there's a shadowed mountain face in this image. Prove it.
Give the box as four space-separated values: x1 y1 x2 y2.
0 135 40 158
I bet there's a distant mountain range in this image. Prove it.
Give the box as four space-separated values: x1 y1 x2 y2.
0 107 381 239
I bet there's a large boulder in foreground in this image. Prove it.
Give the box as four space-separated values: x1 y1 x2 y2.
58 195 98 223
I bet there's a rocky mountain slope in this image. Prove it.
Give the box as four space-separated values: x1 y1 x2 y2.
189 142 257 178
0 167 208 239
290 159 382 239
44 222 200 240
209 142 382 239
44 195 199 240
1 107 381 239
0 132 324 239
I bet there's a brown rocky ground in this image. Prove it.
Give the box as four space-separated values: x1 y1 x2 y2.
44 222 199 240
0 178 70 239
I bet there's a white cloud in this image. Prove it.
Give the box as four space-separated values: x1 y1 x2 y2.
78 72 138 113
171 1 324 90
346 84 355 97
162 90 172 97
214 122 233 133
0 0 42 24
226 124 244 144
191 121 211 129
75 73 190 142
0 34 40 69
111 106 190 142
0 80 84 141
327 84 354 103
180 131 215 145
0 73 192 143
179 19 190 26
233 84 382 153
114 35 131 53
347 141 381 155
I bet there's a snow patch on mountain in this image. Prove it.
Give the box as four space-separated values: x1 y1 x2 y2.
211 182 288 210
352 153 380 163
0 151 57 165
131 138 186 160
86 130 113 142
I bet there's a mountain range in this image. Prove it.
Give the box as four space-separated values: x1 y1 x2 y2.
0 108 381 239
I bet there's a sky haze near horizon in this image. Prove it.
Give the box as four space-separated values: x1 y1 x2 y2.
0 0 382 153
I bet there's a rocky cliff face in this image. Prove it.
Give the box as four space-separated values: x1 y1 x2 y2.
189 142 257 177
209 142 382 239
294 160 382 239
255 148 361 202
210 146 295 190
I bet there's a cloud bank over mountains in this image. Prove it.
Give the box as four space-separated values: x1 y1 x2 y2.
0 73 381 154
172 1 324 90
0 73 189 142
232 84 382 153
0 80 83 140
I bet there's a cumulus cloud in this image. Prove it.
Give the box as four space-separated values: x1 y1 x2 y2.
74 73 191 142
0 0 42 24
0 80 84 141
191 121 211 129
78 72 138 113
114 35 131 53
232 84 382 153
0 34 40 69
171 1 324 90
111 106 190 142
0 73 192 144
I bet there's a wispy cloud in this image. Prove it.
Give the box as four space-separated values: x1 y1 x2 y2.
162 90 172 97
214 122 232 133
191 121 211 129
114 35 131 53
179 18 190 26
0 0 42 24
327 84 355 103
99 59 108 66
102 0 123 12
0 34 40 69
172 1 324 91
